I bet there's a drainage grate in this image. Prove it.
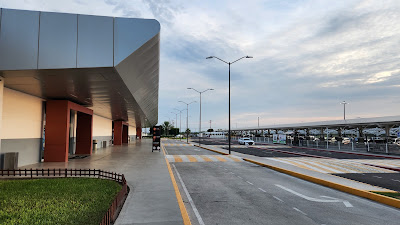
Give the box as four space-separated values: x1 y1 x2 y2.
68 155 89 160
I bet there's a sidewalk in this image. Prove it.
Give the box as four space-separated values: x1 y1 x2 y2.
21 139 184 225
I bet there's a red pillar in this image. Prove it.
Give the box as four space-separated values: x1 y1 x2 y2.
75 112 93 154
44 100 93 162
114 121 123 145
44 100 70 162
122 125 128 143
136 127 142 139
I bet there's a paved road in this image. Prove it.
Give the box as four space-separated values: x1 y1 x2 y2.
192 139 390 159
192 138 400 192
164 139 400 225
334 173 400 192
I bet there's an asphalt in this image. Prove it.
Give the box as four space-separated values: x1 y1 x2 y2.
192 139 393 159
333 173 400 192
165 139 400 225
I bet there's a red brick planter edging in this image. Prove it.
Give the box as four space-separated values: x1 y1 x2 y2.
0 168 129 225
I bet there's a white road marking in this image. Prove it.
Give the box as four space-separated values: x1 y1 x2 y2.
391 179 400 182
246 181 254 185
275 184 353 207
373 176 382 179
230 172 235 175
258 188 266 193
320 196 353 207
273 196 284 202
237 176 243 179
293 207 307 215
172 164 205 225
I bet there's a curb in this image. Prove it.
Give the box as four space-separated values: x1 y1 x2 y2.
251 146 330 159
243 158 400 209
193 145 228 155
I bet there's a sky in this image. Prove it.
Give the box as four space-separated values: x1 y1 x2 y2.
1 0 400 131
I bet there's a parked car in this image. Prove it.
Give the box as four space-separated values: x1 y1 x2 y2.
342 137 351 144
394 138 400 146
238 138 255 145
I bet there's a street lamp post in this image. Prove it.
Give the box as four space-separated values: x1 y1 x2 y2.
187 88 214 146
171 111 179 137
174 108 185 140
179 101 197 143
206 55 253 154
341 101 348 120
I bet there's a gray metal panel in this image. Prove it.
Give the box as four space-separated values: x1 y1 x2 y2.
114 18 160 65
116 33 160 126
0 8 39 70
38 12 77 69
77 15 113 68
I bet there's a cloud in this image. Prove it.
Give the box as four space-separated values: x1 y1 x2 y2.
2 0 400 130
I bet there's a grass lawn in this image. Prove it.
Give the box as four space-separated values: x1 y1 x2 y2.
0 178 122 225
372 191 400 200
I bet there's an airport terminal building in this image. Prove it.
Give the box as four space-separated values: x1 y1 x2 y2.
0 8 160 167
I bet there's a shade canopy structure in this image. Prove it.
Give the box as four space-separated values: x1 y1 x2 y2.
0 8 160 127
233 115 400 131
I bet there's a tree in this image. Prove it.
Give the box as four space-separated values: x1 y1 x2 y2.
185 128 191 135
207 128 214 132
162 121 173 136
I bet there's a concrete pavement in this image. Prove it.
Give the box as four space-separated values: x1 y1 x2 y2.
21 139 184 225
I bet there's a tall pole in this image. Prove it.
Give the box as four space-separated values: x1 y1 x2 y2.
341 101 348 120
179 101 196 144
206 55 252 155
229 63 231 154
344 104 346 120
186 104 189 143
200 92 202 145
187 88 213 146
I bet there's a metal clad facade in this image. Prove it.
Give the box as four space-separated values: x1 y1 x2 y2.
77 15 113 68
38 12 77 69
0 9 39 70
114 18 160 65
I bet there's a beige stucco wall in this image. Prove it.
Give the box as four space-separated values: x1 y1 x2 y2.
129 126 136 136
1 88 43 139
92 115 112 137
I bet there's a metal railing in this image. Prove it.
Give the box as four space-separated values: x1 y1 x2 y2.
0 168 128 225
232 136 400 155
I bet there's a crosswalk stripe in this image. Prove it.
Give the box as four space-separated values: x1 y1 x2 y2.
173 155 183 162
213 156 227 162
199 155 213 162
227 155 242 162
186 155 198 162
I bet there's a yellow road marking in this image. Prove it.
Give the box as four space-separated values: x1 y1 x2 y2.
213 155 227 162
186 155 198 162
173 155 183 162
199 155 213 162
161 145 192 225
227 155 241 162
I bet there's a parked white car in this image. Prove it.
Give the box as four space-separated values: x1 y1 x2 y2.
342 137 351 144
238 138 255 145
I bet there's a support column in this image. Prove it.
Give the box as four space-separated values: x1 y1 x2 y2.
44 101 70 162
0 77 5 156
75 112 93 155
44 100 93 162
114 121 123 145
136 127 142 139
123 125 128 143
